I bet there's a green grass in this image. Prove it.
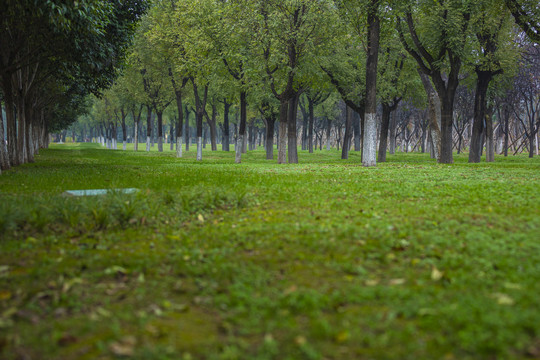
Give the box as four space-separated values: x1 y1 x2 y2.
1 142 539 360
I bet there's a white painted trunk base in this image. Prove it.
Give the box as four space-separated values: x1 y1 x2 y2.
362 113 377 167
235 135 243 163
123 141 127 151
430 129 441 160
197 137 202 161
176 138 183 158
242 133 248 153
146 136 151 152
158 136 163 152
278 122 287 164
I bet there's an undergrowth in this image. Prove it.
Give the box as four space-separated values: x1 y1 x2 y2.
0 188 249 239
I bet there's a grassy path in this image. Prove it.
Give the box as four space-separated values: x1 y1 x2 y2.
1 143 539 359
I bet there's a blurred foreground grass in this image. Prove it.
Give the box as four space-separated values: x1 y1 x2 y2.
0 142 539 360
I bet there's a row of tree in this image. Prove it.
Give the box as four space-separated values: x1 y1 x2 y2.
0 0 149 175
72 74 539 159
2 0 539 172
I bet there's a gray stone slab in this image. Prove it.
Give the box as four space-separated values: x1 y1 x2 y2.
64 188 139 197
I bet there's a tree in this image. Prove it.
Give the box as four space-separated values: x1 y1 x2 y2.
397 0 472 163
511 43 540 157
252 0 338 164
0 0 148 168
468 0 516 163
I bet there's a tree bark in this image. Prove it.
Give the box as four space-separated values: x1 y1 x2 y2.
288 93 300 164
0 102 9 172
146 105 152 152
265 114 276 160
389 111 397 155
342 105 353 159
378 103 391 162
206 103 218 151
175 91 184 158
236 91 247 163
308 99 315 153
223 100 230 152
326 117 331 150
363 1 380 167
469 71 492 162
156 110 164 152
278 99 288 164
196 108 203 161
353 111 361 152
185 105 190 152
417 70 441 160
121 108 127 151
485 105 495 162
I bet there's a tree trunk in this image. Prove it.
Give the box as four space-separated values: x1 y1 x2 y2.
469 71 492 163
156 110 164 152
308 100 315 153
185 105 190 152
196 109 203 161
1 75 17 166
301 105 308 151
326 118 331 150
146 105 152 152
0 102 9 172
134 120 139 152
207 103 218 151
174 96 183 158
485 106 495 162
121 109 127 150
242 128 248 153
378 103 391 162
235 91 247 163
169 121 174 150
16 96 27 165
529 132 535 158
439 97 455 164
223 100 230 151
353 111 361 151
288 93 300 164
389 111 397 155
418 70 441 160
265 114 275 160
363 1 380 167
278 99 288 164
342 105 353 159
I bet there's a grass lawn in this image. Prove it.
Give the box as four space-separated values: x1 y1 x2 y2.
1 142 539 360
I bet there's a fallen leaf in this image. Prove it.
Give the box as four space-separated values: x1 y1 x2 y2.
295 335 307 346
284 285 297 295
365 279 379 286
109 336 136 357
0 266 9 277
197 214 204 223
389 279 405 285
58 334 77 347
264 333 274 343
431 267 444 281
0 291 12 301
335 331 350 343
492 293 514 306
